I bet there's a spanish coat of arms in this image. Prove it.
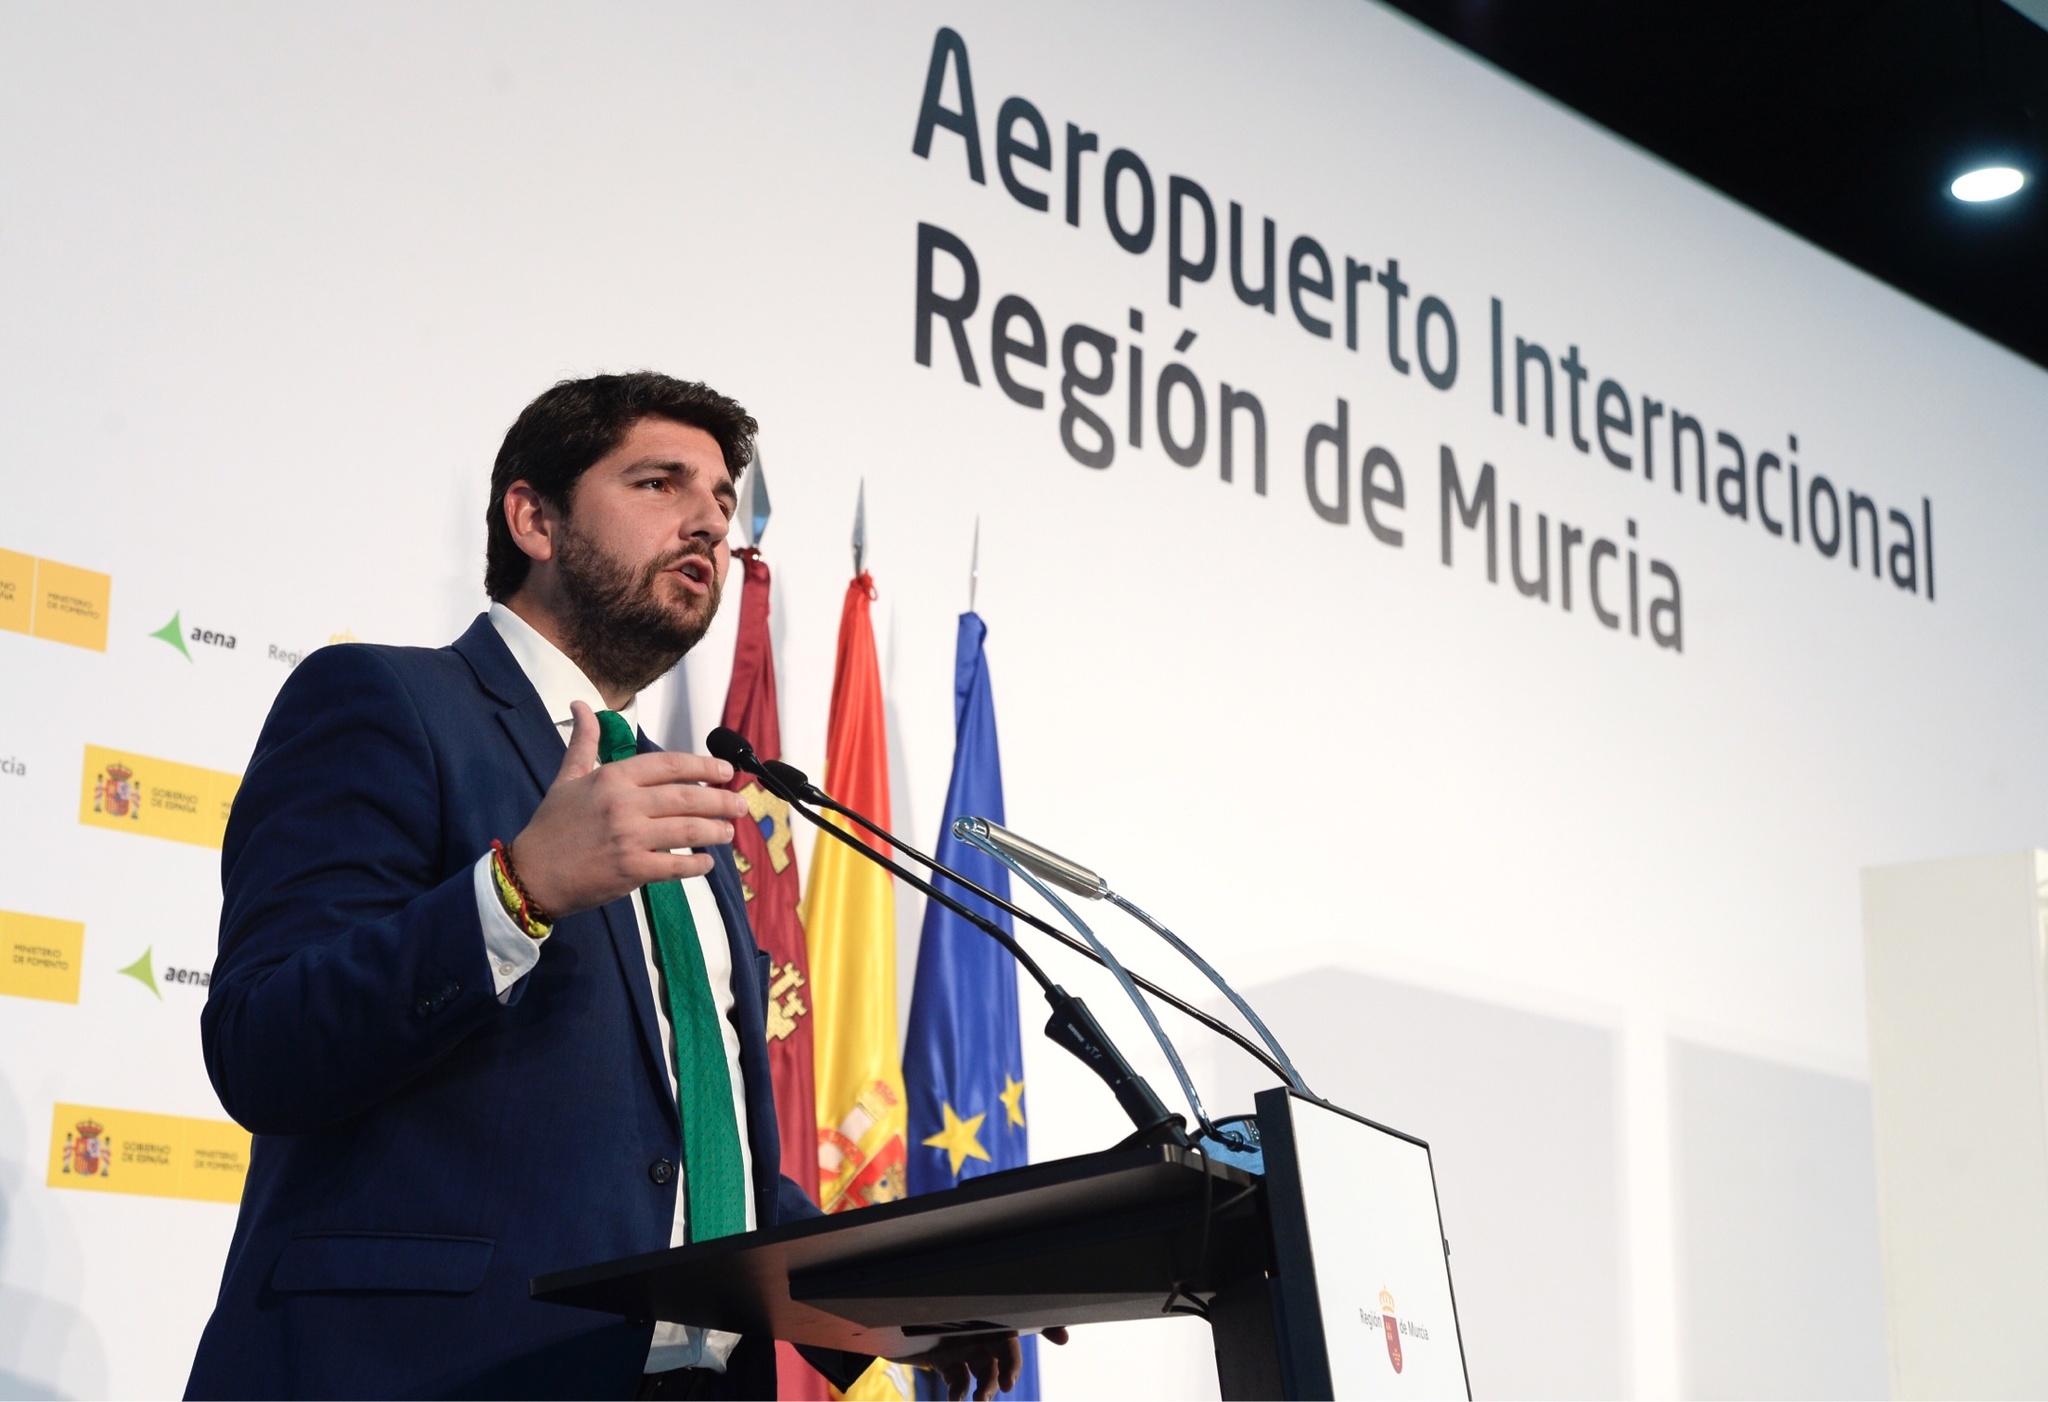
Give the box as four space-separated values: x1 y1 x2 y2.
63 1120 112 1177
94 763 140 819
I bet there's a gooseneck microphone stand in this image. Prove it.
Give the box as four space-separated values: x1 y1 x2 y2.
1104 890 1311 1097
951 821 1225 1144
958 818 1312 1101
735 746 1297 1091
707 728 1188 1148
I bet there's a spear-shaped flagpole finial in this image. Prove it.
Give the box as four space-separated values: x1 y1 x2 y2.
969 516 980 613
852 479 867 578
741 446 771 549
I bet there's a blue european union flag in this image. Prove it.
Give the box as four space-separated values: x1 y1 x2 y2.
905 612 1039 1400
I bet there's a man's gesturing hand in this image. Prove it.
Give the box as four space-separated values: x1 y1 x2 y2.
507 701 750 918
913 1327 1069 1401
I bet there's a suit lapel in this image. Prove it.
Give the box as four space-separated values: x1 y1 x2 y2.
601 892 678 1129
452 614 568 795
453 614 676 1125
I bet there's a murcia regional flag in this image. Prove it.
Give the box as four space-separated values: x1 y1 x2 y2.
717 547 829 1402
903 612 1039 1400
719 549 821 1203
801 571 913 1401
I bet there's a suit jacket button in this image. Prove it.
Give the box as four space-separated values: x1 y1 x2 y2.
649 1158 675 1185
441 981 461 999
415 998 433 1017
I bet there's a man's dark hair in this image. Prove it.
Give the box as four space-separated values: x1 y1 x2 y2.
484 372 757 601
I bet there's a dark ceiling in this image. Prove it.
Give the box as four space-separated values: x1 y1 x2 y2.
1380 0 2048 371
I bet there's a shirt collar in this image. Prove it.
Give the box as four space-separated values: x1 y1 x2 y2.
488 602 639 737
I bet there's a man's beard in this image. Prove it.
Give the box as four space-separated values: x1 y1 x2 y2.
553 523 721 701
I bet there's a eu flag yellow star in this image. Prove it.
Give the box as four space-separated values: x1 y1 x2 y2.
999 1074 1026 1128
920 1102 991 1177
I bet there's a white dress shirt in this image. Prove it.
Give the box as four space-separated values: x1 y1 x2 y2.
473 603 754 1374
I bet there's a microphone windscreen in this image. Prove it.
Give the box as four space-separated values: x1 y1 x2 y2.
763 758 814 794
705 727 758 771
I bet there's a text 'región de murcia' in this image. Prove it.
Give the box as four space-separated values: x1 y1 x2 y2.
918 221 1684 652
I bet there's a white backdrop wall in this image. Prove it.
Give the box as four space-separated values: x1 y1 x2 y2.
3 3 2045 1398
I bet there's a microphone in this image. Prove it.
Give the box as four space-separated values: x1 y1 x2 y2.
708 731 828 812
965 820 1105 900
764 759 819 802
706 726 1186 1148
706 726 766 776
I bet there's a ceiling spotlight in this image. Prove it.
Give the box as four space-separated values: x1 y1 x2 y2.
1950 165 2027 202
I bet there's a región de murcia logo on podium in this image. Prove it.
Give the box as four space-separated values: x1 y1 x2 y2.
1363 1287 1432 1375
61 1119 112 1179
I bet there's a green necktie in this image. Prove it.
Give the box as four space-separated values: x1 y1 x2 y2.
596 710 748 1242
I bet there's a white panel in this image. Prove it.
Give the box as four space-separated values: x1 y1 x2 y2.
1669 1040 1888 1399
1862 853 2048 1399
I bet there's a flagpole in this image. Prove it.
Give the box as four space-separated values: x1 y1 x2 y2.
852 479 866 577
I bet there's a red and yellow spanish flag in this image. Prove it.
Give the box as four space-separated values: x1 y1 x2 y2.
802 572 913 1400
803 572 909 1217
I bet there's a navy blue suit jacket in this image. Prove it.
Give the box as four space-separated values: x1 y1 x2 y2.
187 615 864 1399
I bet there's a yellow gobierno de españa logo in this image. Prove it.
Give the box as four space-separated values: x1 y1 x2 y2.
79 745 240 848
0 547 111 651
0 909 86 1004
48 1102 252 1204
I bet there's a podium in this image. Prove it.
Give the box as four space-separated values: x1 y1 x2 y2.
532 1090 1469 1400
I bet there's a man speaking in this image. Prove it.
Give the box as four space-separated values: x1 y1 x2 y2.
186 374 1043 1400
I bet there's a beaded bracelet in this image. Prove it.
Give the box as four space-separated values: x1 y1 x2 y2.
489 838 553 940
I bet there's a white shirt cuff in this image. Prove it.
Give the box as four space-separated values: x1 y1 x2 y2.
473 853 545 1001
